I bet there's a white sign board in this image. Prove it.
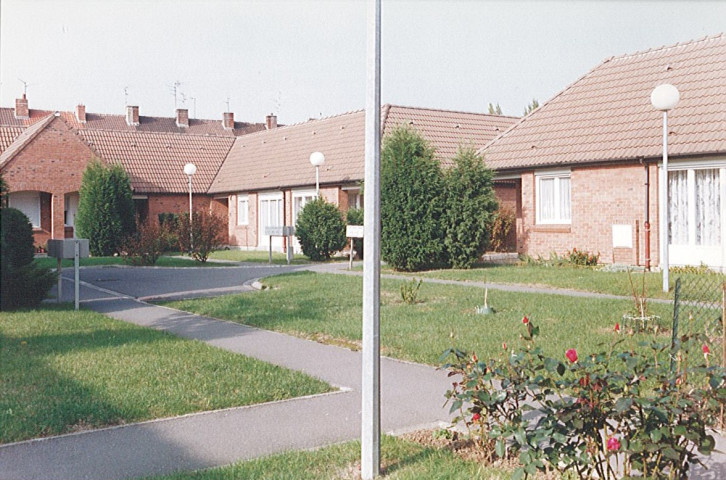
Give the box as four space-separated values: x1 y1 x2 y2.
612 224 633 248
347 225 364 238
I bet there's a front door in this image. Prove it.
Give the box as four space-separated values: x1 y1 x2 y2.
258 192 284 251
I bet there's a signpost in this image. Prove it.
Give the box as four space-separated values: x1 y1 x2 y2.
346 225 364 269
48 239 89 310
264 226 295 264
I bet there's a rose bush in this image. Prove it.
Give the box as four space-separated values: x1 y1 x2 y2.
442 317 726 479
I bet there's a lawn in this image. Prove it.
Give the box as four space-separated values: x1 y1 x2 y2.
0 306 332 444
148 434 510 480
34 255 237 269
164 271 675 366
385 263 725 300
209 249 314 265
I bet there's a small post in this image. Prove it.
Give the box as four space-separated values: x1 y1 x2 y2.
286 234 293 265
74 240 80 311
57 257 63 303
269 236 273 264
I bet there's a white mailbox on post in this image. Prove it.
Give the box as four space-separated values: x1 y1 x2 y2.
48 239 89 310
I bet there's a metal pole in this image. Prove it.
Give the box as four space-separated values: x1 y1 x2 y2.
188 175 194 253
662 111 669 293
315 165 320 197
361 0 381 477
57 257 62 303
74 240 80 311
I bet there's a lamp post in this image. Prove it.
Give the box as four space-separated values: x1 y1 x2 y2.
309 151 325 197
650 84 679 293
183 162 197 252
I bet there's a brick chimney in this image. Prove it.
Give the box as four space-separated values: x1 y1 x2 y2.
223 111 234 130
176 108 189 128
126 105 140 126
76 104 87 124
266 113 278 130
15 94 29 119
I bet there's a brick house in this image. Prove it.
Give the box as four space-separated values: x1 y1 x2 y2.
208 105 518 251
0 99 267 247
482 34 726 271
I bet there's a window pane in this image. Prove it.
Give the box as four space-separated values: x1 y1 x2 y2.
559 177 571 221
668 170 689 245
237 197 248 225
9 191 40 227
539 178 555 221
695 169 720 246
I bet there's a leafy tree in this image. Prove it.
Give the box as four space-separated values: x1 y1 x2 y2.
381 126 446 271
0 173 8 207
75 160 135 256
1 208 55 310
487 102 503 115
295 197 347 261
443 147 498 268
524 98 540 115
177 210 227 262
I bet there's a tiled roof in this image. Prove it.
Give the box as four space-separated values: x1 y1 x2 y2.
0 114 57 168
209 105 518 194
383 105 518 167
482 34 726 171
0 126 25 153
78 130 235 194
59 111 266 137
0 108 54 128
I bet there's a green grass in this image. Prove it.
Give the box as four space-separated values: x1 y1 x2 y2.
33 255 236 269
0 305 332 444
164 271 675 366
209 249 314 265
148 435 509 480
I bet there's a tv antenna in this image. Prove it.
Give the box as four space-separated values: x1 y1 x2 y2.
169 80 182 109
225 96 231 112
123 86 129 106
18 78 35 96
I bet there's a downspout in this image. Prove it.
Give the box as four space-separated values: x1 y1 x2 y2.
643 159 651 271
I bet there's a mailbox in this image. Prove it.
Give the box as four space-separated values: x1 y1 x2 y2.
48 239 90 259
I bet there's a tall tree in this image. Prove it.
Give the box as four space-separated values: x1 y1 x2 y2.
0 173 8 207
380 126 446 271
75 160 135 256
488 102 503 115
443 146 498 268
524 98 540 115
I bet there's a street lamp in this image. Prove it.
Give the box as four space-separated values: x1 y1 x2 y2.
183 162 197 252
309 151 325 197
650 84 679 293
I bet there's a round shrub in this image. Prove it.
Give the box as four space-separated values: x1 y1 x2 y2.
1 208 55 310
295 198 346 261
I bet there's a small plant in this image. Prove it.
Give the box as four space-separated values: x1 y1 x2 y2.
400 278 422 304
623 268 660 332
566 247 599 266
177 211 227 262
121 219 171 266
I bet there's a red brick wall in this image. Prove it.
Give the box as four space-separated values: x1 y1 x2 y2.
518 163 659 266
146 194 213 224
493 182 520 252
228 193 259 248
1 117 94 243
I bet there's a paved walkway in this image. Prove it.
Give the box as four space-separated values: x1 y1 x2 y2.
1 261 723 479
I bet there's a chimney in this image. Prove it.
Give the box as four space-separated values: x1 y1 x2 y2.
266 113 278 130
15 94 29 119
223 111 234 130
126 105 140 126
76 104 87 124
176 108 189 128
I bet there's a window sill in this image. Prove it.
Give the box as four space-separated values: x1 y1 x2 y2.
533 224 571 233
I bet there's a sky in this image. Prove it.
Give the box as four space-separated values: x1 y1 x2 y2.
1 0 724 125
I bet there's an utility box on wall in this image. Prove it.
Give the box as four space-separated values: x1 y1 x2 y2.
48 239 90 259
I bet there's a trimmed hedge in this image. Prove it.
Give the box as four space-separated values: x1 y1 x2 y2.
295 198 347 261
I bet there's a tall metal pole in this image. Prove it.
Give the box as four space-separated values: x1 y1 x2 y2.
661 110 669 293
188 175 194 252
315 165 320 197
361 0 381 477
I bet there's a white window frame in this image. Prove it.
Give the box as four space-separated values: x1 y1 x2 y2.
9 191 41 228
237 194 249 225
292 189 317 226
535 169 571 225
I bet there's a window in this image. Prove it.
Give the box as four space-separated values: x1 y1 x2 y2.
293 191 316 225
237 195 249 225
536 171 571 224
669 167 721 246
9 191 41 228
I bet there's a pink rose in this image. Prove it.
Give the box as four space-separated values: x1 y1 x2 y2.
566 349 578 363
607 436 621 451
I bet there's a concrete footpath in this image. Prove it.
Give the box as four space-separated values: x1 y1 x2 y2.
1 262 724 479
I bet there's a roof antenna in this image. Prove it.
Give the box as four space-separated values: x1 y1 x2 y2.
123 86 129 106
225 96 231 112
170 81 182 109
18 78 33 96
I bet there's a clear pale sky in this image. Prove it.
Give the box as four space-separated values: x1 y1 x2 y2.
1 0 724 125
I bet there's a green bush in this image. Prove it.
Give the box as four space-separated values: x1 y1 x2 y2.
1 208 55 310
75 160 135 256
381 126 445 271
177 211 227 262
346 207 364 259
295 198 346 261
443 147 498 268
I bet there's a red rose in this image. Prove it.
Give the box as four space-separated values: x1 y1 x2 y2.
614 323 620 333
502 342 507 351
522 316 529 325
703 344 711 355
471 353 478 362
472 412 481 422
607 436 621 451
566 349 578 363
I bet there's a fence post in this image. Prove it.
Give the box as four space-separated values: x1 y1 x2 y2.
721 282 725 429
670 277 681 374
